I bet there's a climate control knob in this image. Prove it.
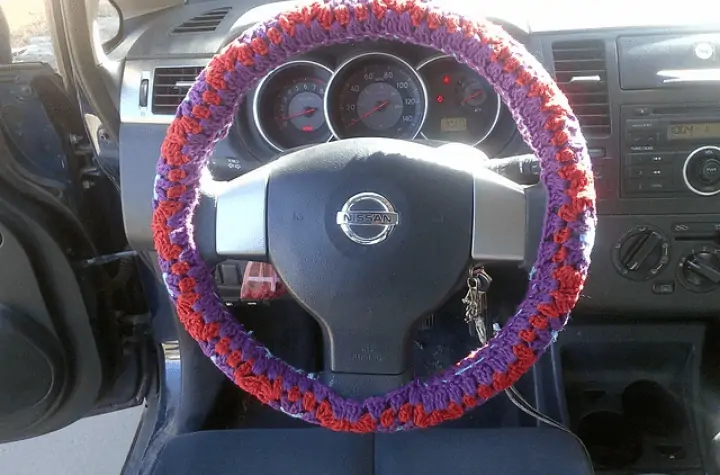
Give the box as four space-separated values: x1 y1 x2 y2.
678 245 720 293
683 146 720 196
612 225 670 281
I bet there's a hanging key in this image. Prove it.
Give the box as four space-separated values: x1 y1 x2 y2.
462 268 492 343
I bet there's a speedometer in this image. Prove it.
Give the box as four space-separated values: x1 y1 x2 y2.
253 60 333 152
326 52 427 139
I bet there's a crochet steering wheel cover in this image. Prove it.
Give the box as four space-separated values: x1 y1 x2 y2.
153 0 596 432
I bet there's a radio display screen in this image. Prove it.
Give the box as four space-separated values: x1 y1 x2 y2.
668 123 720 140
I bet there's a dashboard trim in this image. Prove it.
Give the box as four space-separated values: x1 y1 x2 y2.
252 60 334 153
215 166 270 259
415 55 502 147
323 51 429 141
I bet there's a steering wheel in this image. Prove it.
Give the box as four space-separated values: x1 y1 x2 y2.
153 0 596 433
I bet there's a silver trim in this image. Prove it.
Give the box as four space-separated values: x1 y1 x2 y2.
252 60 334 152
569 75 601 83
695 42 715 60
471 165 526 262
120 58 211 124
682 145 720 196
658 68 720 84
324 52 429 140
415 55 502 147
215 166 270 258
336 192 399 245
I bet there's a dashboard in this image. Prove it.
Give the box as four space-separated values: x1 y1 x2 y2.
117 1 720 317
124 40 519 171
251 51 502 151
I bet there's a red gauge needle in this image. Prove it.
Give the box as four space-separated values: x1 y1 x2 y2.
349 100 389 127
461 91 483 105
277 107 316 121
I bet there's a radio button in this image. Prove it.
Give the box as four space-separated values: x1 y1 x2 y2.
626 166 670 178
627 134 658 152
700 159 720 184
645 179 671 191
652 282 675 295
631 107 651 117
627 153 674 166
625 178 673 193
627 131 657 145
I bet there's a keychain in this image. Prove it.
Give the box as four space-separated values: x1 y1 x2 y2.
462 267 492 344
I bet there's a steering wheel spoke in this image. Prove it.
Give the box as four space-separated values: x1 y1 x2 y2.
435 144 542 266
320 319 414 398
470 165 528 263
213 166 271 261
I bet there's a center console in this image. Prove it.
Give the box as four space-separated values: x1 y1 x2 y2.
530 30 720 475
536 30 720 316
613 106 720 294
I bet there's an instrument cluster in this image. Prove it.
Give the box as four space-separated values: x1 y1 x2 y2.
251 51 502 153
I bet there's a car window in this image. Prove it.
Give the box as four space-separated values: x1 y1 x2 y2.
6 0 120 69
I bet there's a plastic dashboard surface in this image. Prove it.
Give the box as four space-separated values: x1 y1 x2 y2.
118 0 720 316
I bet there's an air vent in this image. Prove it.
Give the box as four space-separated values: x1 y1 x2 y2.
552 39 610 137
171 7 231 34
151 66 204 115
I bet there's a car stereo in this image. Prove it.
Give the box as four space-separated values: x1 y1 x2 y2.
622 105 720 198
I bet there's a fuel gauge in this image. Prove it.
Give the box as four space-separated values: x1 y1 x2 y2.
417 56 501 146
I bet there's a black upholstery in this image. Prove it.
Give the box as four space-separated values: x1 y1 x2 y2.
149 428 593 475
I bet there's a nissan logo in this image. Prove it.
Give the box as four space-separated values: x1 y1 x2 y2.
336 192 399 245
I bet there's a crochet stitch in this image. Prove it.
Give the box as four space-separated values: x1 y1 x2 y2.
153 0 596 433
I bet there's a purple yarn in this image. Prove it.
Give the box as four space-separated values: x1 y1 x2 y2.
153 0 596 432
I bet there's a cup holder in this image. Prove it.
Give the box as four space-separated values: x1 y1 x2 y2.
622 380 686 438
576 411 643 469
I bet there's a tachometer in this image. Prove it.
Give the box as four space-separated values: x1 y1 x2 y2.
417 56 501 146
326 52 427 139
253 61 333 152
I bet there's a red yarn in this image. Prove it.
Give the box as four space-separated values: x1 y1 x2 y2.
151 0 595 434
